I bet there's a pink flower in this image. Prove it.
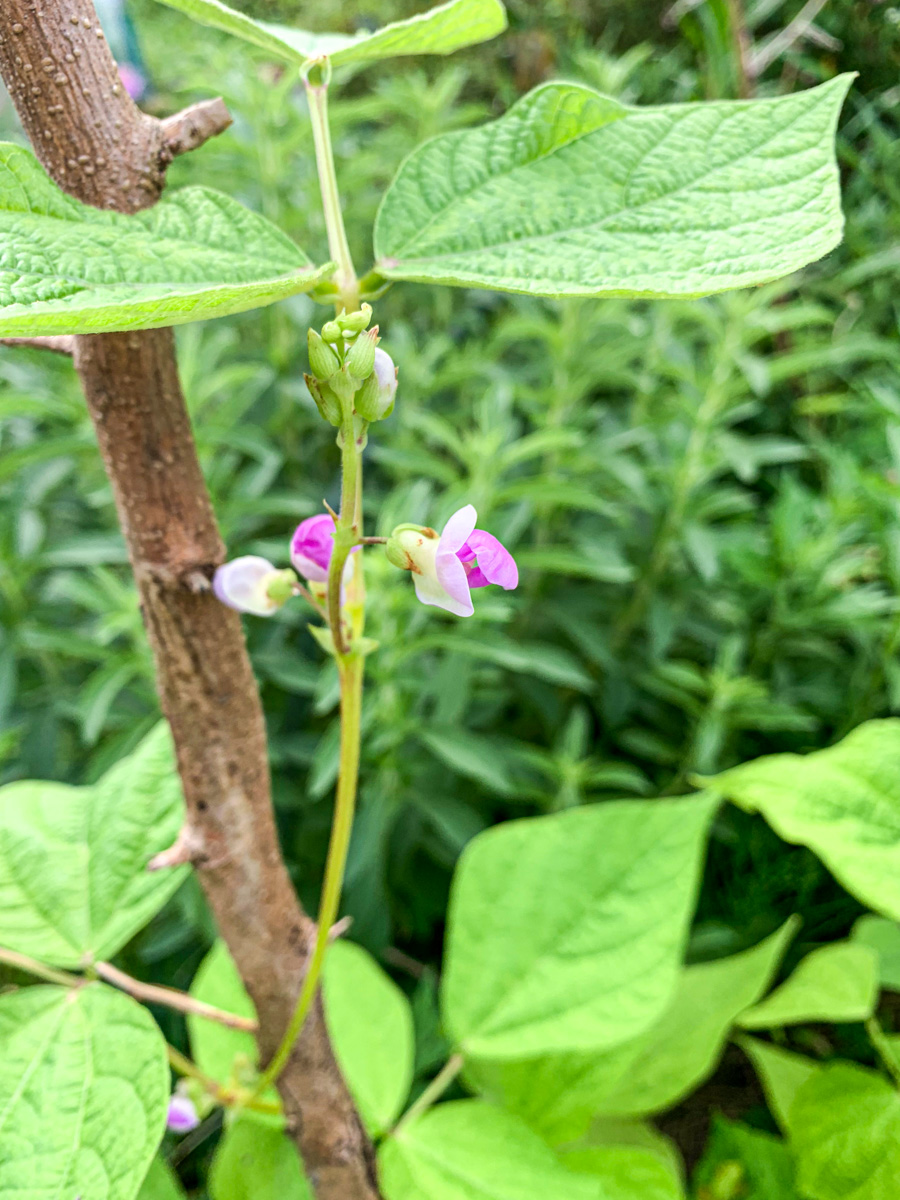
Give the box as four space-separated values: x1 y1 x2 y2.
290 514 336 583
393 505 518 617
166 1094 199 1134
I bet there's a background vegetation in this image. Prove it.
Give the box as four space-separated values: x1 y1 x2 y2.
2 0 899 1182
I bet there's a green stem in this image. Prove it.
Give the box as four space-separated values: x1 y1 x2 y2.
305 70 359 312
0 945 82 988
392 1054 464 1136
256 651 364 1094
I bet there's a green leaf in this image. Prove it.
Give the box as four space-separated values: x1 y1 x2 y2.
710 720 900 920
139 1159 187 1200
322 940 414 1137
852 915 900 990
0 145 327 336
737 942 879 1029
789 1062 900 1200
737 1036 822 1132
188 940 260 1086
0 983 168 1200
561 1146 684 1199
465 919 795 1141
693 1117 799 1200
378 1101 597 1200
443 795 717 1060
209 1114 312 1200
375 77 852 299
152 0 507 67
0 723 187 968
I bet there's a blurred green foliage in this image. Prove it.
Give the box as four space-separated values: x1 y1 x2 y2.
2 0 900 1173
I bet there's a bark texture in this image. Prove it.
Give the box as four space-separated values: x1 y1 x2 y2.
0 5 379 1197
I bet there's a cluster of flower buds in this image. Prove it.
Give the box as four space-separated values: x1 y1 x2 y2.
306 304 398 427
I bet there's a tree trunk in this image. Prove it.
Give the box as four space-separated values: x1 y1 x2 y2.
0 5 379 1197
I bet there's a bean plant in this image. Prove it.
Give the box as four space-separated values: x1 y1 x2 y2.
0 2 899 1199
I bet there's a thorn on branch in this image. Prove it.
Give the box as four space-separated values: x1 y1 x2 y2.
161 98 233 160
148 824 205 871
0 336 74 356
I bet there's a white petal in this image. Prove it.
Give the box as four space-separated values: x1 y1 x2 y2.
438 505 477 556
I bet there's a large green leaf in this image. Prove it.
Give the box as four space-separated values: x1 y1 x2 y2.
152 0 506 67
443 795 717 1060
693 1117 799 1200
0 145 327 336
852 914 900 990
375 77 852 299
737 1037 822 1132
737 942 878 1029
561 1146 684 1200
0 983 168 1200
0 723 187 968
209 1114 312 1200
466 919 794 1141
139 1159 187 1200
711 719 900 919
188 940 260 1088
322 940 414 1137
789 1062 900 1200
378 1101 598 1200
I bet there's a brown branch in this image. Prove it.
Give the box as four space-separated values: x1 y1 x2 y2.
95 961 258 1032
162 98 233 160
0 5 379 1198
0 336 74 355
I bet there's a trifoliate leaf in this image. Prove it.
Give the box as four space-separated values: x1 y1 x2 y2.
711 719 900 920
0 144 328 336
375 77 852 299
152 0 506 68
0 983 168 1200
443 795 717 1060
0 723 187 968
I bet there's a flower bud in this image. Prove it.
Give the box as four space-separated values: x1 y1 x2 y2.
308 328 339 381
321 320 342 343
386 524 438 574
213 556 292 617
346 327 378 381
167 1094 200 1134
306 374 342 426
338 303 373 334
355 347 397 422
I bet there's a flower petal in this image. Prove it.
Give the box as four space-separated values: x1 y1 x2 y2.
290 514 335 583
213 556 281 617
167 1095 200 1134
435 548 475 614
463 530 519 590
414 567 474 617
438 505 478 555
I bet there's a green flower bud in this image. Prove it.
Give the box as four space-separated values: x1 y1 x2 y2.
305 373 342 426
338 303 373 334
386 524 438 572
308 328 339 380
354 347 397 422
265 568 297 604
346 327 378 381
321 320 342 344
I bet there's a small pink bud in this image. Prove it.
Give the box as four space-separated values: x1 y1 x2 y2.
166 1094 200 1134
213 556 291 617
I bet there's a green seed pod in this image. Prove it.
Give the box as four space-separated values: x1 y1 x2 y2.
305 373 342 426
346 327 378 381
321 320 342 344
308 328 339 380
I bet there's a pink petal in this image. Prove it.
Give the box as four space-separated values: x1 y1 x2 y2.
290 514 335 583
438 505 477 556
460 530 518 591
435 549 474 613
167 1095 200 1134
